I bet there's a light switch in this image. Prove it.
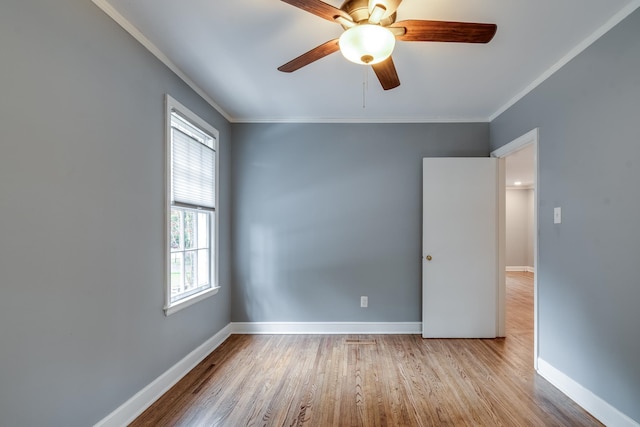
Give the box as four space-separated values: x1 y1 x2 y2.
554 207 562 224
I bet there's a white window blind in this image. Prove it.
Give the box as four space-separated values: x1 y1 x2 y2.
171 112 216 210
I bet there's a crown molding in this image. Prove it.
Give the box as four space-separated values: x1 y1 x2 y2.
489 1 640 122
93 0 640 125
91 0 233 123
235 116 490 124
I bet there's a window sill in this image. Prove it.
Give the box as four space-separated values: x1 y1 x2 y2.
164 286 220 316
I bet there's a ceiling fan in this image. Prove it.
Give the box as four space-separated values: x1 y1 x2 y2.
278 0 497 90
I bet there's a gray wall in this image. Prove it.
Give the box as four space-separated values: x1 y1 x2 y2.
230 123 489 322
5 0 637 424
0 1 231 426
490 8 640 423
505 188 534 268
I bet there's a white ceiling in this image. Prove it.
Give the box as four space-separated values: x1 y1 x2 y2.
94 0 639 123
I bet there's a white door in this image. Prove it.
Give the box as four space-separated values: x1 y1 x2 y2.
422 158 498 338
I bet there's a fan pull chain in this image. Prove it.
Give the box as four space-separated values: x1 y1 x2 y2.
362 66 368 109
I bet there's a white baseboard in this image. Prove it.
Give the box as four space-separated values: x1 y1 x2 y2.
231 321 422 335
94 322 419 426
94 324 232 427
537 358 639 427
94 325 640 427
506 266 535 273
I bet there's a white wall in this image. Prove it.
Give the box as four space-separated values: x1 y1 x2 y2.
505 188 534 269
526 189 535 267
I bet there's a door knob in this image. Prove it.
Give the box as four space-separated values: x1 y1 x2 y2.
426 255 432 261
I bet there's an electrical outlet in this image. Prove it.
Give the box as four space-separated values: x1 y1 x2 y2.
360 296 368 308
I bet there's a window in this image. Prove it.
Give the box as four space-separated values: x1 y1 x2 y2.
165 95 219 315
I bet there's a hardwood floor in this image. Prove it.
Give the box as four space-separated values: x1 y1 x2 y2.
131 272 601 426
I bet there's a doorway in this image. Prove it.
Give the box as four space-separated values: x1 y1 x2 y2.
492 128 539 368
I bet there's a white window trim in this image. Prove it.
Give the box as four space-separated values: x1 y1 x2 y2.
164 94 220 316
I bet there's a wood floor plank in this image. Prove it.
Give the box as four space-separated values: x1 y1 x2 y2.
131 272 602 426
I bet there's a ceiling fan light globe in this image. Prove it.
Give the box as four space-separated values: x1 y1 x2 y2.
339 24 395 65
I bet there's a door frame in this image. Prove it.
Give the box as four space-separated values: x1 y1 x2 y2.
491 128 539 369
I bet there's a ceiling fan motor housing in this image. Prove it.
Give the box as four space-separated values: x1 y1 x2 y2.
340 0 396 27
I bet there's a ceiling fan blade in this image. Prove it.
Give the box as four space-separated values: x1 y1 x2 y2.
371 56 400 90
281 0 352 23
392 20 497 43
368 0 402 20
278 39 340 73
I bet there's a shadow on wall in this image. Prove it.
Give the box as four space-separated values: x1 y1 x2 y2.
233 147 419 322
230 121 490 324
